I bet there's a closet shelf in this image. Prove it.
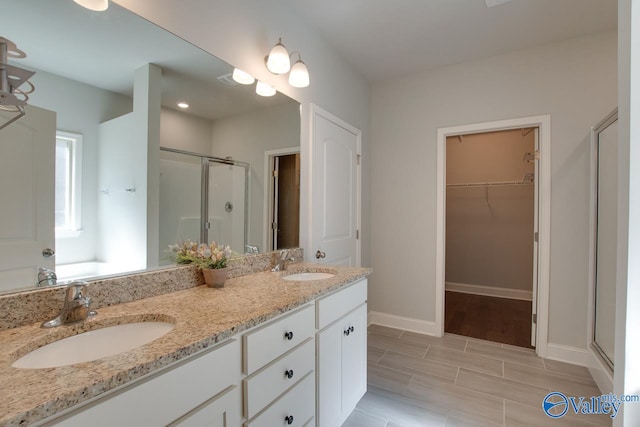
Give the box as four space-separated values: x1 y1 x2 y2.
446 180 533 189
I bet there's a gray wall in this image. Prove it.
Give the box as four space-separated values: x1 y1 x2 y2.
370 30 617 349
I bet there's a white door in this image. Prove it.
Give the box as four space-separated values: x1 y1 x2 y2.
0 105 56 292
531 128 540 347
310 106 361 266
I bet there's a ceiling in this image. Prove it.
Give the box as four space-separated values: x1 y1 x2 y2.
3 0 618 112
282 0 618 82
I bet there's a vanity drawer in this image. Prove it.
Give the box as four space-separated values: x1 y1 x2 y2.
316 279 367 330
243 338 314 418
243 304 315 374
244 372 315 427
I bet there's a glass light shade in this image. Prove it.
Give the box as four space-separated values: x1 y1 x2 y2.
266 39 291 74
256 81 276 97
288 59 310 88
232 68 255 85
73 0 108 11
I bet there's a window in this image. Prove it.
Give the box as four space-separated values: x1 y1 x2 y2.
55 131 82 234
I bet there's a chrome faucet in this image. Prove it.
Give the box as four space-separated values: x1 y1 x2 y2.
42 281 96 328
272 249 294 272
37 267 57 287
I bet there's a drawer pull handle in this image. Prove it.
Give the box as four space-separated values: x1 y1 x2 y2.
285 415 294 424
285 369 294 379
284 331 294 340
343 326 355 336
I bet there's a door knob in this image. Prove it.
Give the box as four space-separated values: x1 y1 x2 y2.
315 250 326 259
42 248 55 258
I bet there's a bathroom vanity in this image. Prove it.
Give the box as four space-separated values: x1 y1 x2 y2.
0 263 370 427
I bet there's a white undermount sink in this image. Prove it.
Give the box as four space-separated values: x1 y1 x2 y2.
282 272 336 281
12 322 175 369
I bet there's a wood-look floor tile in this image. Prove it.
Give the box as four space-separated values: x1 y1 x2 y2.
342 408 388 427
504 362 602 398
356 387 448 427
465 340 544 368
424 345 503 376
405 374 505 425
445 413 503 427
369 332 428 357
455 367 548 407
544 358 593 379
505 400 611 427
368 346 386 364
368 362 413 394
378 351 458 383
398 332 467 351
369 324 404 338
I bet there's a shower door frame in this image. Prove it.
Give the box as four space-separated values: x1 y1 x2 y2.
160 147 250 250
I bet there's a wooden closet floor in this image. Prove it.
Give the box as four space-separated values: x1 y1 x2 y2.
445 291 533 348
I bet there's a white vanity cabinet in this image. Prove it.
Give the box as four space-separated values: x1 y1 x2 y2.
316 279 367 427
242 304 316 427
41 339 241 427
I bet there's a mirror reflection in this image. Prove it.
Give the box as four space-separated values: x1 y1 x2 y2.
0 0 300 294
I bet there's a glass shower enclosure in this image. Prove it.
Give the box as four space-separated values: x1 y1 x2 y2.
159 148 249 262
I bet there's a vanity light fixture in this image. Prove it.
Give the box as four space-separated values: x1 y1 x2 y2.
177 102 189 109
255 81 276 97
232 68 255 85
73 0 109 11
266 38 291 74
288 54 310 88
265 38 310 88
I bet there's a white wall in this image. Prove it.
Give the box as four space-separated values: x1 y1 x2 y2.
370 31 617 349
209 102 300 249
28 70 132 265
160 108 212 155
113 0 372 267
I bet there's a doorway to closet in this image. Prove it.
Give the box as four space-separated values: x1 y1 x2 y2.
444 128 538 348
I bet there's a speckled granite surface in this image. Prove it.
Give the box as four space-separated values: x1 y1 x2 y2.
0 262 370 427
0 249 303 330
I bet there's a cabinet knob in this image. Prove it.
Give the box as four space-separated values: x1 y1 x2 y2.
315 250 326 259
285 369 294 379
344 325 355 336
285 415 294 425
284 331 294 340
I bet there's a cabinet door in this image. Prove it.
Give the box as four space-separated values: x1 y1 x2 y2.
169 385 240 427
341 303 367 414
317 320 343 427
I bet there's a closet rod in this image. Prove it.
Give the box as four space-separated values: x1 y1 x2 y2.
446 180 533 189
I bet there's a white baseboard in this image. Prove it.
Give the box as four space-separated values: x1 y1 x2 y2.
588 350 614 394
545 343 592 367
446 281 533 301
368 311 438 336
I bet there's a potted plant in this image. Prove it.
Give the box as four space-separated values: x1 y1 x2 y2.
169 240 233 288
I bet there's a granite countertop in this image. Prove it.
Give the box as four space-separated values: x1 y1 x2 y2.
0 263 371 426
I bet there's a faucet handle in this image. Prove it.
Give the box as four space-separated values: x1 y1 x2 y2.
65 281 89 302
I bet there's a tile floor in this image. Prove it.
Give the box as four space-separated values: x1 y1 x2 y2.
342 325 612 427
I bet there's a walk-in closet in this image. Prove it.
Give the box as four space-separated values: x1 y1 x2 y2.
445 128 537 348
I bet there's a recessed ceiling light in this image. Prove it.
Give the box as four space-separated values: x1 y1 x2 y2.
177 102 189 109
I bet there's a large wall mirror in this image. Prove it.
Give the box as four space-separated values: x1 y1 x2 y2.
0 0 300 294
592 109 618 371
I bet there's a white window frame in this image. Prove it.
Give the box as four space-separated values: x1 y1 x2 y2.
55 130 83 237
